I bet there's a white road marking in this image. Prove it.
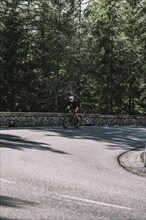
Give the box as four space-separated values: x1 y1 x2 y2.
0 178 14 184
61 195 135 210
105 131 123 134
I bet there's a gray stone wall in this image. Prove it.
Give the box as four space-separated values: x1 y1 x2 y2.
0 112 145 127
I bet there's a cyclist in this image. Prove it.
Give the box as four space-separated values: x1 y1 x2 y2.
67 96 80 119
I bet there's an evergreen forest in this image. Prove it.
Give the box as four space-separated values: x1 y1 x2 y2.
0 0 146 114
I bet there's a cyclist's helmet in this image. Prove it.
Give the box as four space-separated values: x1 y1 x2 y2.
68 96 74 103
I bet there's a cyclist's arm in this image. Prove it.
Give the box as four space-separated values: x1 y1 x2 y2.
75 106 79 113
66 105 72 113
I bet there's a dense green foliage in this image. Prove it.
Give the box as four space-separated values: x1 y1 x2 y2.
0 0 145 114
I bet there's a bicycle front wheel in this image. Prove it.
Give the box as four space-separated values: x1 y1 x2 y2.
63 115 71 128
74 115 82 128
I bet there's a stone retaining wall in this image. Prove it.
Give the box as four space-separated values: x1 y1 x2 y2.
0 112 145 127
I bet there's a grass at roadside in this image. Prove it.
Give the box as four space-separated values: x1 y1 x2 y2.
140 152 145 163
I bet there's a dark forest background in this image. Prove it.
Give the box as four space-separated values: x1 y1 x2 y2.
0 0 146 114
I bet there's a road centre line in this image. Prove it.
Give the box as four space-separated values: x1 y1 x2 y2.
0 178 14 184
61 195 135 210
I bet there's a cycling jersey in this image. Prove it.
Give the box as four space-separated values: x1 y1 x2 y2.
68 99 80 110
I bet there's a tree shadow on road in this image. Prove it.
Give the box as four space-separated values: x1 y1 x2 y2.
0 195 37 209
0 218 20 220
1 126 145 151
0 195 38 220
0 133 68 154
30 126 146 150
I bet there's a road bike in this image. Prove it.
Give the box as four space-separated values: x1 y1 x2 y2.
62 112 82 128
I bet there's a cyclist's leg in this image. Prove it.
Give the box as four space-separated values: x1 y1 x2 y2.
74 114 82 128
74 107 79 120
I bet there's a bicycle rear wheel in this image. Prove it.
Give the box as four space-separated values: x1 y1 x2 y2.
63 115 71 128
74 115 82 128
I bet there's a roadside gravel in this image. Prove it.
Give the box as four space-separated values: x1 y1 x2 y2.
119 147 146 177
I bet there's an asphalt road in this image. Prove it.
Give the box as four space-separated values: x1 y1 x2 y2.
0 126 146 220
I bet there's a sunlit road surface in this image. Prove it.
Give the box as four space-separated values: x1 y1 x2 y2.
0 126 146 220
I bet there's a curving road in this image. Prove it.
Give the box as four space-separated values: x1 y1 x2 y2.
0 126 146 220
